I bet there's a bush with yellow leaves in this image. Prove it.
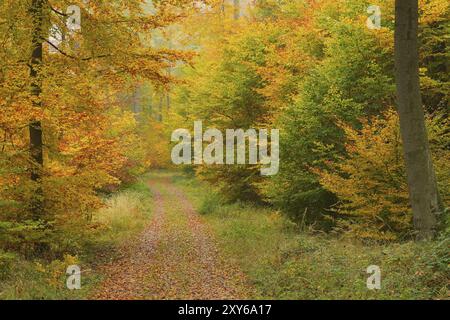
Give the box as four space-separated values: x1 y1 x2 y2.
316 109 449 241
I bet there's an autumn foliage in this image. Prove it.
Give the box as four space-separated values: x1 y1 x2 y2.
0 0 195 256
171 0 449 239
0 0 448 262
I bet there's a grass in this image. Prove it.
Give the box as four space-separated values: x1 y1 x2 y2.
88 180 152 252
174 173 449 300
1 171 447 300
0 178 152 300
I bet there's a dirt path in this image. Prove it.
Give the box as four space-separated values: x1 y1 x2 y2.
93 175 251 300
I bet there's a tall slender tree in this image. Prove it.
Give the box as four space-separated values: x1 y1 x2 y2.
29 0 46 219
233 0 240 19
394 0 441 239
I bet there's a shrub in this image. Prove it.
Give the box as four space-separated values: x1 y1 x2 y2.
316 110 449 241
0 250 16 280
199 191 225 215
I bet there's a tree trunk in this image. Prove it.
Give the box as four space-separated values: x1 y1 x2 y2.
166 93 171 111
394 0 440 240
233 0 240 20
29 0 45 219
158 95 163 122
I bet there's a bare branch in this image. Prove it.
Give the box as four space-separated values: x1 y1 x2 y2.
44 39 112 61
46 0 68 17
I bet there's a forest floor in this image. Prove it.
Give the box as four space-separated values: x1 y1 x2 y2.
92 173 252 300
1 171 445 300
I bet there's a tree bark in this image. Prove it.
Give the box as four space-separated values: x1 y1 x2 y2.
394 0 440 240
29 0 45 219
233 0 240 20
158 95 163 122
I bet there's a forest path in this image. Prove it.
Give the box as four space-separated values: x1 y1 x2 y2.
93 172 251 300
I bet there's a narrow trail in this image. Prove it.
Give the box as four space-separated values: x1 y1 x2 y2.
93 175 251 300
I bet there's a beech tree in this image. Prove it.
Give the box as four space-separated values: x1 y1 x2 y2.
394 0 441 239
0 0 197 253
29 0 45 218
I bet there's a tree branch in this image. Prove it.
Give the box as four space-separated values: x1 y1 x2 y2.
46 0 68 16
44 39 112 61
